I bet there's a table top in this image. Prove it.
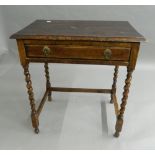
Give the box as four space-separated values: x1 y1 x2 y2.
10 20 145 42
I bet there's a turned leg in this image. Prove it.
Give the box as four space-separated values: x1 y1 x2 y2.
114 67 133 137
44 62 52 101
110 66 119 103
23 64 39 134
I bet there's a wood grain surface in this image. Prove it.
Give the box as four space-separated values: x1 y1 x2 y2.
10 20 145 42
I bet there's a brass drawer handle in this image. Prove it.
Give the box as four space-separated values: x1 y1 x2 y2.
104 48 112 60
43 46 51 56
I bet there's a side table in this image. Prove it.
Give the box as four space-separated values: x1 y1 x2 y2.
10 20 145 137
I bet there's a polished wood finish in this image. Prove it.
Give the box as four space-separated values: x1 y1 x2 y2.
10 20 145 137
23 40 132 47
26 44 130 61
10 20 145 42
17 40 27 66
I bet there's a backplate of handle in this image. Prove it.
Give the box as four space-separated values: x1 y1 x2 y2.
104 48 112 60
43 46 51 56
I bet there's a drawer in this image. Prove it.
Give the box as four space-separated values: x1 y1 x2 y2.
25 45 130 61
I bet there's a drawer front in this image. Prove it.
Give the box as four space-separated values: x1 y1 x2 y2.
25 45 130 61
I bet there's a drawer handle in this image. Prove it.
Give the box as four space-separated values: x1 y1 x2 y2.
104 48 112 60
43 46 51 56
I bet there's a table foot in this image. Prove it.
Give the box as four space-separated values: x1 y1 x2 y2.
34 128 39 134
113 132 119 137
114 117 123 137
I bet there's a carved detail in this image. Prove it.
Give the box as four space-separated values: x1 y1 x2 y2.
23 64 39 133
114 67 133 137
44 63 52 101
110 66 119 103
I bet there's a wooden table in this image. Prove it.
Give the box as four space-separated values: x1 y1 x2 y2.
10 20 145 137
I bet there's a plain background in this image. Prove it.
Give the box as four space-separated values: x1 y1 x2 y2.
0 5 155 149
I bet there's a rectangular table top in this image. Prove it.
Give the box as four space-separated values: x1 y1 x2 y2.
10 20 145 42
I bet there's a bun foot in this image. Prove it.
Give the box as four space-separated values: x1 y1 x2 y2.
113 132 119 137
34 128 39 134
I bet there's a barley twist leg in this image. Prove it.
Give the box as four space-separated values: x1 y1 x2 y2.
44 62 52 101
110 65 119 103
23 64 39 134
114 67 133 137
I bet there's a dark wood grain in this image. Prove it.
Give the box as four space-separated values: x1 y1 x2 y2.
23 40 132 47
44 62 52 101
23 64 39 134
114 67 133 137
25 44 130 61
10 20 145 42
10 20 145 137
110 66 119 103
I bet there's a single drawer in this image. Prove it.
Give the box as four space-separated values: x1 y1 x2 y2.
25 45 130 61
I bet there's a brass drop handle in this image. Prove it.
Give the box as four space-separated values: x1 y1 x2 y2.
104 48 112 60
43 46 51 56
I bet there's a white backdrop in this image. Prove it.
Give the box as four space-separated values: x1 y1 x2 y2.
0 6 155 149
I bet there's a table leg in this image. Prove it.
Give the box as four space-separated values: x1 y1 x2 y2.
110 66 119 103
23 64 39 134
114 67 133 137
44 62 52 101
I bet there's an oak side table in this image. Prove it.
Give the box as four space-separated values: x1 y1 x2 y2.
10 20 145 137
